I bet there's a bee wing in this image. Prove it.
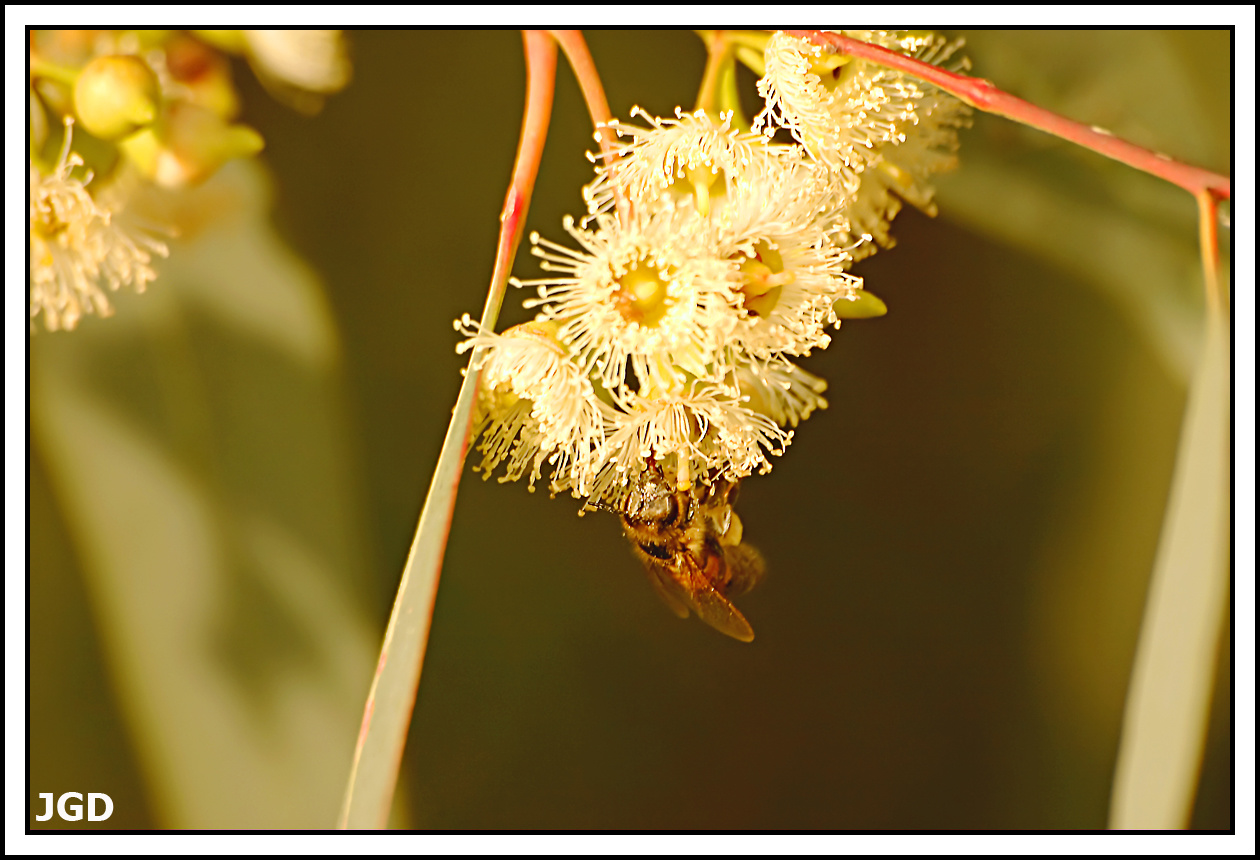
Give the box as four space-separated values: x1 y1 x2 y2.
672 553 756 643
641 559 692 620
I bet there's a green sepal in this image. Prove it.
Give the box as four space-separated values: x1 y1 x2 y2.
834 290 888 319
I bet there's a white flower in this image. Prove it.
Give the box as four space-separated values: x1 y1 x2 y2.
584 107 785 221
836 80 970 257
456 33 969 510
735 358 829 429
586 386 792 506
757 30 969 253
717 193 862 359
457 317 608 495
517 211 743 395
28 130 168 332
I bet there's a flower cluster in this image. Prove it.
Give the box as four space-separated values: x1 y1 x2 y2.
459 30 967 508
28 30 350 331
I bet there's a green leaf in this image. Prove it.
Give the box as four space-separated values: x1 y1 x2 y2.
1108 296 1230 829
335 351 483 830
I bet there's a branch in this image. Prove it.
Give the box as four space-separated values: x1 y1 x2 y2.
787 30 1232 202
336 29 557 830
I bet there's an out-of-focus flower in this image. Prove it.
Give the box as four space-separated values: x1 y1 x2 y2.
120 100 264 188
242 30 351 114
72 54 161 139
28 29 352 331
29 127 168 332
245 30 351 94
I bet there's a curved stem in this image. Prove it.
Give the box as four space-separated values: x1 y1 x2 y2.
787 30 1232 201
547 29 630 227
548 30 613 144
336 30 557 830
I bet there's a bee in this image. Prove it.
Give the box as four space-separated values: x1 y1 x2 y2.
618 468 765 642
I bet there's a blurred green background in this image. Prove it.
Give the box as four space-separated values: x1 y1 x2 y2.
29 30 1232 829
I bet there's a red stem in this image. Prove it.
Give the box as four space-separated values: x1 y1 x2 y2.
788 30 1232 202
548 30 614 149
548 29 630 225
494 31 557 291
1197 191 1222 314
336 30 557 830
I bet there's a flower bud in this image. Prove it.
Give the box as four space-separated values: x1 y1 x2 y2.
166 34 240 119
833 289 888 319
120 101 263 187
73 55 160 140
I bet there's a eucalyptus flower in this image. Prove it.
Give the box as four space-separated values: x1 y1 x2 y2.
758 30 970 256
457 317 608 495
584 107 787 222
460 29 966 506
586 386 792 507
28 129 167 332
517 210 743 395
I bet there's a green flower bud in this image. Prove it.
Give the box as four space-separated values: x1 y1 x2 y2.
73 55 160 140
833 289 888 319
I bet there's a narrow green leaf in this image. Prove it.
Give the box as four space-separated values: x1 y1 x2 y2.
1108 299 1230 829
337 30 557 830
335 364 482 830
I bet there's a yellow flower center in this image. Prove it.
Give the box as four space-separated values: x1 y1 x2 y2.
810 52 856 93
614 260 671 327
736 241 793 318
